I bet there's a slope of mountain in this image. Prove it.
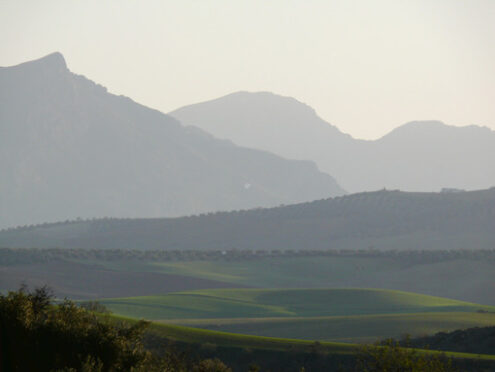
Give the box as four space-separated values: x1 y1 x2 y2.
0 54 344 229
170 91 495 193
1 188 494 250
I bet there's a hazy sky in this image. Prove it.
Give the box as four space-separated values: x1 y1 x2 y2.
1 0 494 139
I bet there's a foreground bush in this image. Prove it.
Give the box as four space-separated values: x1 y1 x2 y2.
0 286 238 372
0 286 152 371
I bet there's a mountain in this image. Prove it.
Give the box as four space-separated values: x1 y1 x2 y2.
0 54 344 229
170 92 495 193
2 188 494 250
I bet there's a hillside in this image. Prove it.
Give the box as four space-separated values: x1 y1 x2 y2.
170 91 495 193
403 325 495 355
177 312 495 344
9 286 494 372
99 288 495 320
113 253 495 305
0 54 343 229
2 188 494 251
2 249 494 304
134 315 495 371
99 288 495 343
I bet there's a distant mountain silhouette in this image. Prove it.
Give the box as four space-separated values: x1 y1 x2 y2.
0 54 344 229
2 188 494 251
170 92 495 193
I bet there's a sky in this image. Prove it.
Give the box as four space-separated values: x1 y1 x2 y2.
1 0 494 140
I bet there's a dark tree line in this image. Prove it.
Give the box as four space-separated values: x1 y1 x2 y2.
395 326 495 356
1 247 495 266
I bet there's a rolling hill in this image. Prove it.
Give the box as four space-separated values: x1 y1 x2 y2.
2 249 494 304
0 54 343 229
99 288 495 343
170 91 495 193
174 312 495 344
99 288 495 320
123 314 495 371
2 188 494 251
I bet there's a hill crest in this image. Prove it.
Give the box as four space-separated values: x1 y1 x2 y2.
1 187 494 251
170 92 495 193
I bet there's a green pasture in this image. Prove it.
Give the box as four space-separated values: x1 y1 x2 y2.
99 288 495 343
106 313 495 362
96 256 400 287
100 288 495 320
92 256 495 307
171 312 495 343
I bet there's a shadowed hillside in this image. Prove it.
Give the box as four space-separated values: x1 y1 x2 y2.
402 325 495 355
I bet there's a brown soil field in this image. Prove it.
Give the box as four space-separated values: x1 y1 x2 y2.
0 261 246 299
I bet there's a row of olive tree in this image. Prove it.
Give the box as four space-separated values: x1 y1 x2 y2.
2 247 494 266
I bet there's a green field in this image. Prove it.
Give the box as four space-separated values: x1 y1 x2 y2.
95 257 412 288
100 288 495 319
173 312 495 343
94 256 495 306
5 253 495 305
100 288 495 343
107 313 495 363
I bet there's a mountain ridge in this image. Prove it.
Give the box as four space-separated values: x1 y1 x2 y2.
0 53 344 229
170 92 495 192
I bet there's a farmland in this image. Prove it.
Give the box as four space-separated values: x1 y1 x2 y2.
98 288 495 343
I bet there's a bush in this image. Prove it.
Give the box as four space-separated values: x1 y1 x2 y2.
0 286 151 371
191 358 232 372
0 286 236 372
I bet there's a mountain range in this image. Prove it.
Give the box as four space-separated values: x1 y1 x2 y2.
2 53 494 230
0 53 344 229
170 91 495 193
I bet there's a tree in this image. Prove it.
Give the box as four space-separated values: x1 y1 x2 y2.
356 340 456 372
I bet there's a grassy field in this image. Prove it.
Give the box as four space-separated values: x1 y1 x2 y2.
95 257 413 287
100 288 495 320
99 288 495 343
95 256 495 306
172 312 495 343
107 313 495 362
4 254 495 305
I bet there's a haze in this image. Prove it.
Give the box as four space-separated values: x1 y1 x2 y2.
1 0 494 139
